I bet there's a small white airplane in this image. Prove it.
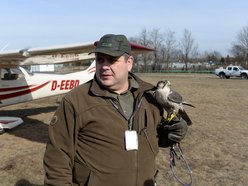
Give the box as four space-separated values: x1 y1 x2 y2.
0 41 154 132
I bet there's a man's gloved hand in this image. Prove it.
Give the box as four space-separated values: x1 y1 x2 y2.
157 118 188 147
164 119 188 143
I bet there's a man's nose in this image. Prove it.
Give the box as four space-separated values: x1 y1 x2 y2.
99 60 111 70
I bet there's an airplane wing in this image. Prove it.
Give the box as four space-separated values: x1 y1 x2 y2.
0 42 95 67
0 42 154 67
0 50 28 67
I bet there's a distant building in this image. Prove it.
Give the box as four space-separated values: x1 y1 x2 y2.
31 64 55 72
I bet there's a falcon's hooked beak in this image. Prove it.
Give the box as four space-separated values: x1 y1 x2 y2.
164 80 171 87
156 80 171 89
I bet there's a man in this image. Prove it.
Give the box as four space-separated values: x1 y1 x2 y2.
43 34 188 186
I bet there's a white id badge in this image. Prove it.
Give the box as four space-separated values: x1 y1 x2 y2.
125 130 138 151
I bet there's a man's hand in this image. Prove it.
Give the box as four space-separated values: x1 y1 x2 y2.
157 118 188 147
164 119 188 143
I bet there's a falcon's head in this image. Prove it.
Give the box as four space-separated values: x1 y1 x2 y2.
156 80 171 89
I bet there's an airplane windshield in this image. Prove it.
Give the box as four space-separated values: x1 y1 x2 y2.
21 67 34 76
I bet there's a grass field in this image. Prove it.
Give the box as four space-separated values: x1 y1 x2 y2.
1 73 248 186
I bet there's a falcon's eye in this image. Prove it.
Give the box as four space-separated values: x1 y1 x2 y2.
157 81 164 87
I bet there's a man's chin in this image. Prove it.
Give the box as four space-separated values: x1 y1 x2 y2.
99 79 114 87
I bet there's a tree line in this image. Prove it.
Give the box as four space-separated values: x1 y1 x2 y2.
129 26 248 72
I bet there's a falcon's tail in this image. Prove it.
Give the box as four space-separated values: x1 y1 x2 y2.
182 102 195 108
179 110 193 125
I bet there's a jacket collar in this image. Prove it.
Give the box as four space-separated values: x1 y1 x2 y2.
89 73 155 97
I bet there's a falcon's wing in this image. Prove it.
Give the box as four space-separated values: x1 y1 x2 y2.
168 90 194 125
168 90 195 108
168 90 183 104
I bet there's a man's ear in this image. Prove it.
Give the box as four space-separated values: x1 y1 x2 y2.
127 56 134 72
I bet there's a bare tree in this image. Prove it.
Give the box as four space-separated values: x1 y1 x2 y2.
179 29 198 70
203 50 222 62
237 25 248 51
149 29 163 71
137 29 153 72
160 29 177 70
230 25 248 67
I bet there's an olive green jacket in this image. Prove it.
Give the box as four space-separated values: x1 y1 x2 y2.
43 73 163 186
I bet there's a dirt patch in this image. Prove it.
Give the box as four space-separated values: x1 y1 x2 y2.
1 73 248 186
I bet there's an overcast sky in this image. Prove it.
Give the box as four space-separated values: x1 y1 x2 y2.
1 0 248 56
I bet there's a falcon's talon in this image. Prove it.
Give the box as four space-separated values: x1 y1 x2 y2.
166 113 176 123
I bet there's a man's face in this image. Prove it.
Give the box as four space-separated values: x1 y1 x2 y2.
95 53 133 94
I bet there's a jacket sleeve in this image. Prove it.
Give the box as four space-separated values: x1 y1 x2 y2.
43 97 78 185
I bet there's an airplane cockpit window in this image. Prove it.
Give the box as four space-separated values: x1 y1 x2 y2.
1 68 24 80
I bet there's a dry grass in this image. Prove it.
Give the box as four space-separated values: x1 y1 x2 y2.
1 74 248 186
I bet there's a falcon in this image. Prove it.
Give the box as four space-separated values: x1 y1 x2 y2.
153 80 195 125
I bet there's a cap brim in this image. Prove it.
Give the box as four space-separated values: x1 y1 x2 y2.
89 48 125 57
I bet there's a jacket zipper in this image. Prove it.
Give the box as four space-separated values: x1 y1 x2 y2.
134 150 138 186
132 96 143 186
109 95 143 186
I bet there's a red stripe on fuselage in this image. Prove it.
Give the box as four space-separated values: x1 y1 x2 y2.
0 81 50 100
0 120 18 124
87 67 96 74
0 85 35 92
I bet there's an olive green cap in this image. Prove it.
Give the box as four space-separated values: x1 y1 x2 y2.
89 34 131 57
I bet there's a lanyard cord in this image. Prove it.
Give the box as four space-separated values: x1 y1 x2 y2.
128 97 142 130
109 97 143 130
169 143 193 186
